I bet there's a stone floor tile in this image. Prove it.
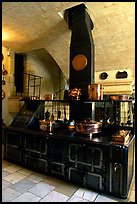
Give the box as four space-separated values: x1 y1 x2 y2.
11 191 41 202
10 178 36 193
40 190 69 202
131 180 135 191
3 171 27 184
28 182 55 198
2 179 12 189
3 163 22 173
128 190 135 202
2 160 12 168
17 167 34 176
2 187 21 202
94 194 118 202
54 182 79 197
42 175 62 187
73 188 98 201
2 170 11 178
67 195 90 202
27 172 47 183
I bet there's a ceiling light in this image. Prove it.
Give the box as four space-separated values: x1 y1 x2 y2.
2 31 9 41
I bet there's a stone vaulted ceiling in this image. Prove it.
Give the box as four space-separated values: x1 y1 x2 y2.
2 2 135 79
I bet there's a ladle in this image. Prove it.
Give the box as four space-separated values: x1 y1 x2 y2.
45 101 50 120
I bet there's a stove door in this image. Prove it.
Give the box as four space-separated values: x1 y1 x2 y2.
84 172 103 191
68 167 84 185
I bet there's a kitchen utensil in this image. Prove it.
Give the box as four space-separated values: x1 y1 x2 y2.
45 101 50 120
2 64 8 75
63 103 68 124
76 118 102 135
50 102 54 121
109 95 129 100
57 110 61 119
2 77 6 85
68 119 75 130
68 88 81 100
57 101 61 120
2 90 5 100
45 93 54 100
39 119 55 132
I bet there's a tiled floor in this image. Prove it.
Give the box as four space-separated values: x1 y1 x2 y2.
2 158 135 202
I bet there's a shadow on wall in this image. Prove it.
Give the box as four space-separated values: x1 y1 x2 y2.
22 48 67 99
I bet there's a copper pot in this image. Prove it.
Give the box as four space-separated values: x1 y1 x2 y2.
45 94 54 100
2 65 8 75
76 118 102 135
2 79 6 85
2 90 6 100
109 95 129 100
68 88 81 100
88 83 103 100
39 119 55 132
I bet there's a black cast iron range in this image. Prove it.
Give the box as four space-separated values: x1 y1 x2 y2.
64 3 95 120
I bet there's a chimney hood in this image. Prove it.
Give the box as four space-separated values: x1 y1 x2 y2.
64 3 95 100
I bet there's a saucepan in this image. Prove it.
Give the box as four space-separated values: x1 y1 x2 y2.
76 118 102 135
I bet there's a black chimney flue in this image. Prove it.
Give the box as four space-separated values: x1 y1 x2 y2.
64 3 95 101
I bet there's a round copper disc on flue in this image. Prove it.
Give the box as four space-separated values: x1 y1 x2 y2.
72 54 87 71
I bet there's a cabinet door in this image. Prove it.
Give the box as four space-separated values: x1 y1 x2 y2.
85 146 103 169
49 138 69 163
110 162 123 195
24 134 47 158
5 131 22 162
69 143 85 163
84 172 104 191
68 167 84 185
25 155 48 173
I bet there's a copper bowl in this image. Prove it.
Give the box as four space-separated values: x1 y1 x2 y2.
76 119 102 135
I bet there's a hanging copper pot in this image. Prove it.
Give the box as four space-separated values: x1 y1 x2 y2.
2 64 8 75
2 79 6 85
2 90 6 100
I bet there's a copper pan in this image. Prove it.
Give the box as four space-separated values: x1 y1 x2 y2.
76 118 102 135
